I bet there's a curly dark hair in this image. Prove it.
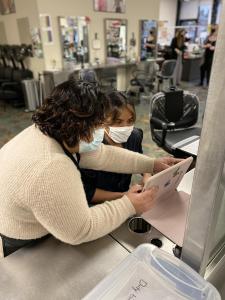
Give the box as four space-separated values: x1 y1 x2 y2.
32 79 109 147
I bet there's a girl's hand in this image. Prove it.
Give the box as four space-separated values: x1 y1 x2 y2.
126 185 158 214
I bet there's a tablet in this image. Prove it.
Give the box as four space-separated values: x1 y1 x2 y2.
142 157 193 200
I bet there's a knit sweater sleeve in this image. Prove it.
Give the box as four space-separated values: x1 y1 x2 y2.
30 157 135 245
79 144 155 174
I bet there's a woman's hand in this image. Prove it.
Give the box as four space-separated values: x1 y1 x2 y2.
153 157 183 174
125 184 158 215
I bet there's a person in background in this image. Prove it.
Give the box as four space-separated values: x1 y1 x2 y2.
0 79 180 257
145 29 156 58
81 91 151 204
199 25 218 87
170 29 187 85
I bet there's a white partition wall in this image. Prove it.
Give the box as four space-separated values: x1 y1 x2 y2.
181 1 225 292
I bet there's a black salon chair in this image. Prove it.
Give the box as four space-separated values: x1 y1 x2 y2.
157 59 176 91
0 69 33 108
69 69 99 86
0 67 13 85
128 61 157 103
79 68 98 83
130 70 154 92
98 68 117 90
150 90 201 157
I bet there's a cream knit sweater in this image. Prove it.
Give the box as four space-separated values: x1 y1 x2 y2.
0 125 154 245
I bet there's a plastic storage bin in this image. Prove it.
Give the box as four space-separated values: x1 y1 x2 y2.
84 244 221 300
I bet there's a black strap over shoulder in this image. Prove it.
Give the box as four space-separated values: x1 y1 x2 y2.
60 142 80 170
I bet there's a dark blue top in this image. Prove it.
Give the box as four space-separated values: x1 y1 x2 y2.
81 128 143 204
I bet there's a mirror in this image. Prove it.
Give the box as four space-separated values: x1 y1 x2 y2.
40 14 53 45
105 19 127 62
40 15 51 28
58 16 89 64
140 20 157 60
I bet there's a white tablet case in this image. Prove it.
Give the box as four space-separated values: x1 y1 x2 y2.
142 157 193 246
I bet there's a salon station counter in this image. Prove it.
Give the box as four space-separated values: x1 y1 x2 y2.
43 58 164 97
0 169 195 300
182 55 203 82
0 235 128 300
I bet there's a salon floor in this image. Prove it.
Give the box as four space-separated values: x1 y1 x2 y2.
0 82 207 156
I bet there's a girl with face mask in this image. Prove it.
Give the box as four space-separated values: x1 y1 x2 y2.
81 91 151 204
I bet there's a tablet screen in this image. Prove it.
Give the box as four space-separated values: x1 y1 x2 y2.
143 157 193 200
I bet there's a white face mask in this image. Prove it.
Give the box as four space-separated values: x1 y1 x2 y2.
106 126 134 143
79 128 104 153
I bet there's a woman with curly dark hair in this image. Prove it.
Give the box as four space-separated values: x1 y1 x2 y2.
0 79 180 257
